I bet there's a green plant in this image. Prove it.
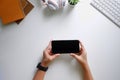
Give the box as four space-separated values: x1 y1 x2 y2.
68 0 79 5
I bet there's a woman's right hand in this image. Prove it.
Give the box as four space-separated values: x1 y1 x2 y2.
70 41 88 67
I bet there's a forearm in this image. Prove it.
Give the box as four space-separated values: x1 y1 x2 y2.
82 62 93 80
33 41 60 80
33 62 48 80
33 70 46 80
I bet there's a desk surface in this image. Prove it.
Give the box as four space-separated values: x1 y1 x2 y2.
0 0 120 80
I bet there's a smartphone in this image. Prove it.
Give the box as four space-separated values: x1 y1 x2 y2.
52 40 80 54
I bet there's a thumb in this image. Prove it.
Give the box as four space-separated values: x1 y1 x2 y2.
52 54 60 59
70 53 79 59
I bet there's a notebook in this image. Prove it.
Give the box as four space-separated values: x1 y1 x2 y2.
0 0 25 24
0 0 34 24
16 0 34 24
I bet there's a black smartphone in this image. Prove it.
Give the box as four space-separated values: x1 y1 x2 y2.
52 40 80 54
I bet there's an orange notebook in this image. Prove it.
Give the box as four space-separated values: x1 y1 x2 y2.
0 0 25 24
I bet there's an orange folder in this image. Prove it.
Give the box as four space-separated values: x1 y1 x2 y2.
0 0 25 24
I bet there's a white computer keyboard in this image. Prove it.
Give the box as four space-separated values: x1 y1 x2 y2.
91 0 120 27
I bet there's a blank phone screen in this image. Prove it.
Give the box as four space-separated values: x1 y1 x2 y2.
52 40 79 54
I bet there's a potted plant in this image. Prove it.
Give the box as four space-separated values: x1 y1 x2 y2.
68 0 79 5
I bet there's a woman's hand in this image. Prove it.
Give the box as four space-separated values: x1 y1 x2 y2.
41 41 60 67
70 41 88 67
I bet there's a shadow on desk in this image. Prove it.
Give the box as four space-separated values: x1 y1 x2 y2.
42 5 75 18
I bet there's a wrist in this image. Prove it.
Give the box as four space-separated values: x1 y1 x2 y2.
41 61 49 67
81 62 90 71
80 61 88 68
37 63 48 72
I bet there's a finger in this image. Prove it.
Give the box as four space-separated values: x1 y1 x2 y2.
79 41 82 50
52 54 60 59
79 41 85 50
70 53 78 59
50 52 59 55
46 41 52 50
48 41 52 49
49 52 52 55
79 43 81 51
44 50 49 56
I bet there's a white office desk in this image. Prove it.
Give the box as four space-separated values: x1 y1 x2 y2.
0 0 120 80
